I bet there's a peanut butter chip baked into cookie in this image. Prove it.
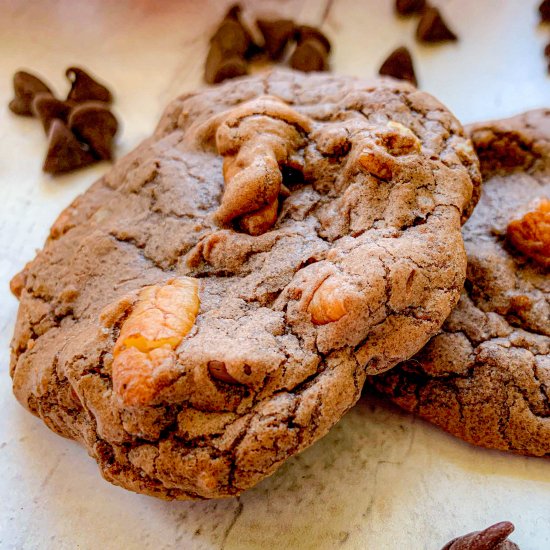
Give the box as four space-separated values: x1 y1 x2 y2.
10 70 479 499
370 110 550 457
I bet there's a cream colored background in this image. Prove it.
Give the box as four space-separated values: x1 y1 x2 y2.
1 1 549 549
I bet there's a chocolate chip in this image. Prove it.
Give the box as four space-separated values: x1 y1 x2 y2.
204 4 255 84
66 67 113 104
441 521 519 550
69 102 118 160
43 119 96 174
540 0 550 22
211 4 254 57
295 25 331 53
416 7 458 43
290 38 329 72
395 0 427 16
205 42 248 84
378 46 418 87
32 93 73 133
545 41 550 57
290 27 330 73
257 19 295 60
9 70 52 116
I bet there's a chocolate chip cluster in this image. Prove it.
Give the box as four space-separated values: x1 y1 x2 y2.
9 67 117 175
204 4 331 84
377 1 459 89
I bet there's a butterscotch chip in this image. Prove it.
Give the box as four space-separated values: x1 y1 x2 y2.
370 109 550 458
9 70 479 500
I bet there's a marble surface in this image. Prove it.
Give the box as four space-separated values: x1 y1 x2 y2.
1 1 549 548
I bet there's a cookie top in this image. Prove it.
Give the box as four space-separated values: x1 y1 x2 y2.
10 69 479 499
371 109 550 456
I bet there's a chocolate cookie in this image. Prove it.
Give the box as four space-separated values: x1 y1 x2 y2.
10 69 479 499
370 110 550 457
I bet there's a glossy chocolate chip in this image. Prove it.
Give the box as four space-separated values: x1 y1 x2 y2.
43 119 96 175
257 18 295 59
295 25 331 53
441 521 519 550
379 46 418 87
32 93 73 133
416 7 458 43
205 42 248 84
68 102 118 160
540 0 550 22
290 39 329 72
395 0 426 16
66 67 113 104
9 71 52 116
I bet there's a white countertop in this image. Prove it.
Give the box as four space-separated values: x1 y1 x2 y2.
1 1 549 549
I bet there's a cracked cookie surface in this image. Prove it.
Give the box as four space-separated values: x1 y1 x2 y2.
10 69 479 499
370 109 550 457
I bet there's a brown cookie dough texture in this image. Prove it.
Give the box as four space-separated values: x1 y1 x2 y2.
370 109 550 457
10 70 479 499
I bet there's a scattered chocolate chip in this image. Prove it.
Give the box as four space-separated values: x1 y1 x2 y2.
66 67 113 104
257 18 295 60
545 41 550 57
290 26 330 73
294 25 331 53
204 4 255 84
540 0 550 22
211 11 251 57
441 521 520 550
211 5 253 58
32 93 73 133
43 119 96 175
205 42 248 84
378 46 418 87
9 70 52 116
395 0 427 16
416 7 458 43
290 39 329 72
69 102 118 160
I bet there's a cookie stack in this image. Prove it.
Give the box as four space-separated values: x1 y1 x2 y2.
8 69 548 503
